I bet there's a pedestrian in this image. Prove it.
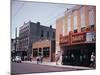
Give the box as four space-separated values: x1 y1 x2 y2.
80 55 83 65
90 52 95 68
71 53 74 65
41 56 43 63
36 56 39 64
55 54 59 65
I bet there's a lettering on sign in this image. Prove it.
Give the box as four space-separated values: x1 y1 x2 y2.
60 36 69 44
72 33 86 43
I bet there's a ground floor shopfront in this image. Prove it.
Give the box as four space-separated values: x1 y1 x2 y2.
59 31 96 67
61 43 95 67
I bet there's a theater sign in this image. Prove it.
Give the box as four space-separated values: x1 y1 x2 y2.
59 31 96 45
71 32 86 43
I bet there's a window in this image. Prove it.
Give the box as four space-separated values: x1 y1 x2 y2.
89 10 94 26
62 19 65 36
80 7 85 27
53 32 55 38
47 31 49 38
38 48 42 56
74 29 77 33
81 27 86 32
90 25 94 31
43 47 49 57
74 15 77 30
68 15 71 32
33 49 38 57
41 30 44 37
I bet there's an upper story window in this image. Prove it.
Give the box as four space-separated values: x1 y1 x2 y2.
80 7 85 27
41 30 44 37
74 29 77 33
89 10 94 26
90 25 94 31
74 15 77 30
81 27 86 32
62 19 65 36
67 15 71 32
47 31 49 38
53 32 55 38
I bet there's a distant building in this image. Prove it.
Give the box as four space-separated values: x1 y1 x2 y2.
11 37 20 57
11 39 15 52
18 21 55 60
56 5 96 66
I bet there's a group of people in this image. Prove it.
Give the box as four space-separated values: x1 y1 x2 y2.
36 56 43 64
55 52 95 68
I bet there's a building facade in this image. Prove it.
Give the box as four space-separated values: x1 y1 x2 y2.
18 21 55 60
32 39 55 62
56 5 96 66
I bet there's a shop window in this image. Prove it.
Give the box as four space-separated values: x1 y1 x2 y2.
33 49 38 57
43 47 49 57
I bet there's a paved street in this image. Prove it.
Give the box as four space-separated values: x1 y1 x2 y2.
11 62 83 74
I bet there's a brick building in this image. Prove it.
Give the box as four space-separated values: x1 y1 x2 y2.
56 5 96 66
18 21 55 60
32 39 55 62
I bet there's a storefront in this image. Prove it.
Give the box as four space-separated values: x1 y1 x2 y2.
32 40 55 62
60 31 96 67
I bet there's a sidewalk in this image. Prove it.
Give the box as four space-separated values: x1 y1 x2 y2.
22 61 93 70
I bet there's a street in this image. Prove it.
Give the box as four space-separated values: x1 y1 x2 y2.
11 62 82 74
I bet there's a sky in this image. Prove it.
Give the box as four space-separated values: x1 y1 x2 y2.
11 0 75 38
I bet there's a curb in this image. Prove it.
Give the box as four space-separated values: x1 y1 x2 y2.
22 61 93 70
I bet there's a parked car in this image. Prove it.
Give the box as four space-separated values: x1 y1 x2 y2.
14 56 22 63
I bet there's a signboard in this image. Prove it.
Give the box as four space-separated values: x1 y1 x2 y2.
60 36 69 44
71 33 86 43
86 32 96 42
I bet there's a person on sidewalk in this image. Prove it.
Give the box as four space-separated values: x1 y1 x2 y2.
40 56 43 63
55 54 60 65
90 52 95 68
36 56 40 64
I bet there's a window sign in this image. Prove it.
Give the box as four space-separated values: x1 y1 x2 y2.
86 32 96 42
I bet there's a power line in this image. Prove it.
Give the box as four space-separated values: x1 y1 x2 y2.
13 2 25 17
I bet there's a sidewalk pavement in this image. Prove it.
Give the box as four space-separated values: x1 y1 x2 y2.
22 61 93 70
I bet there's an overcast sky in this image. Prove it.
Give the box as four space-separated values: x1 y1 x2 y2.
11 0 75 38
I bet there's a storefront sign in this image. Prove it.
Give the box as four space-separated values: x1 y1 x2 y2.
86 32 96 42
71 33 86 43
60 36 69 44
